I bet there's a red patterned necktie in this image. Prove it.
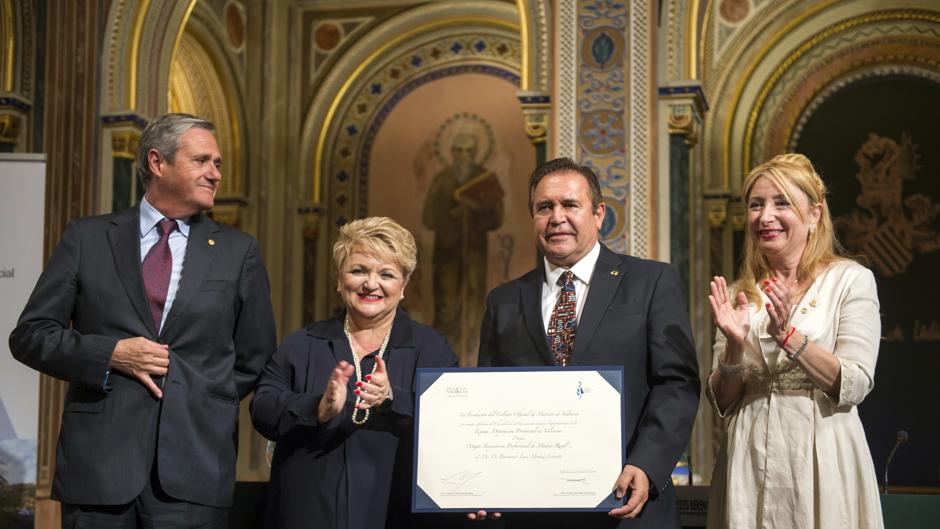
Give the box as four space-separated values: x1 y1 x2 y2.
142 219 177 332
547 270 577 366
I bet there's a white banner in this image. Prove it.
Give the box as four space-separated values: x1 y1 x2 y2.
0 153 46 487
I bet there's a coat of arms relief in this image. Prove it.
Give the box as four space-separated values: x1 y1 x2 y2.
835 133 940 277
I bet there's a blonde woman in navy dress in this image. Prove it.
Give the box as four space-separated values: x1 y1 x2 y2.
251 217 457 529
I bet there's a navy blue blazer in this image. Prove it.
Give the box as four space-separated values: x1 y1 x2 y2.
478 244 701 529
250 309 458 529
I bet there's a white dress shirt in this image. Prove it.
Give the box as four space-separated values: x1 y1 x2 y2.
139 196 190 331
540 242 601 333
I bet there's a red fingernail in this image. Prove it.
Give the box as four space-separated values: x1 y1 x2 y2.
356 381 362 387
365 375 372 381
766 303 771 309
772 277 778 282
765 287 772 293
354 389 361 396
762 280 769 285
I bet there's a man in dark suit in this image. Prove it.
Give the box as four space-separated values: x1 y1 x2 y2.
9 113 276 528
475 158 700 528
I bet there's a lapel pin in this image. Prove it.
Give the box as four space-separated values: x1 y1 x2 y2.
809 299 818 307
800 307 808 314
610 270 620 276
208 239 216 246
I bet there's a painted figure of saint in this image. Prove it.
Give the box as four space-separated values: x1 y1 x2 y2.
422 133 504 365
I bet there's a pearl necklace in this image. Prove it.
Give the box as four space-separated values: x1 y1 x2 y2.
343 317 392 426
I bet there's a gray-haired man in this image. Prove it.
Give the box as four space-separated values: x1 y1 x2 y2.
10 113 276 528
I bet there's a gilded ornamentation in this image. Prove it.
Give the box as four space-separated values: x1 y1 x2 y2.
743 10 940 174
517 0 550 92
169 30 242 198
210 202 242 229
705 199 728 228
0 112 20 145
835 133 940 277
298 204 322 240
667 103 699 146
110 130 139 160
729 200 747 231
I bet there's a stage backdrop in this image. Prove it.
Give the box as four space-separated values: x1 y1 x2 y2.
795 74 940 489
0 154 45 525
367 71 536 367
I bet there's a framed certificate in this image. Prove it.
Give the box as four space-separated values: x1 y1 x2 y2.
413 367 625 512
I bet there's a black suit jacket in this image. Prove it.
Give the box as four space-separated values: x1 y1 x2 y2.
9 206 276 507
478 244 700 529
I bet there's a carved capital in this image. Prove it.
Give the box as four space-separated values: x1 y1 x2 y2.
0 113 22 145
704 195 729 228
667 104 698 146
211 197 248 229
517 91 550 144
111 130 140 160
660 81 707 147
298 204 323 240
729 199 747 231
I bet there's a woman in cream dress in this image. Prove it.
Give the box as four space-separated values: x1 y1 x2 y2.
706 154 883 529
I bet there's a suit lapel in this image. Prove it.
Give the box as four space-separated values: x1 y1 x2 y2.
160 214 220 338
108 207 157 337
571 245 624 364
521 267 554 365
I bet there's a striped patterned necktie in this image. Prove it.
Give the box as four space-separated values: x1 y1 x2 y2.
547 270 577 366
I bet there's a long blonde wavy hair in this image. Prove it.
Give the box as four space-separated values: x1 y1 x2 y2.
734 153 848 307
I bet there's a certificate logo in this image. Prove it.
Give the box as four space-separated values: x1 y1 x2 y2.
574 381 595 399
446 386 469 397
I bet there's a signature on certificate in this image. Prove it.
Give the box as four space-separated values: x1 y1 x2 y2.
441 470 483 491
562 477 591 486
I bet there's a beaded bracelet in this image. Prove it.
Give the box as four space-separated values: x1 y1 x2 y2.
787 334 809 360
717 361 744 377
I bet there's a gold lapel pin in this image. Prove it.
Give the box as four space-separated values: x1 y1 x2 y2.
208 239 216 246
610 270 620 276
809 299 818 307
800 307 808 314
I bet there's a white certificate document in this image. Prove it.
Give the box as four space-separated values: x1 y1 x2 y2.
413 367 624 512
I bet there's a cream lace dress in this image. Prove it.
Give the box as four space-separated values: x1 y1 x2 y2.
706 260 884 529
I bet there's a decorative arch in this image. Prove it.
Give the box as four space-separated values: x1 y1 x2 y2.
101 0 198 118
297 1 521 318
701 0 940 193
98 0 248 225
168 1 247 227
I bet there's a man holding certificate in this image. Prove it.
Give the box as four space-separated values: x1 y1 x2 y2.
475 158 700 528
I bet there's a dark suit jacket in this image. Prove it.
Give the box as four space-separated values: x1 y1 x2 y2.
250 309 458 529
478 244 700 529
9 206 276 507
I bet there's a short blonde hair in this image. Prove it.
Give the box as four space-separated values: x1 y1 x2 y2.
734 153 847 306
332 217 417 280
